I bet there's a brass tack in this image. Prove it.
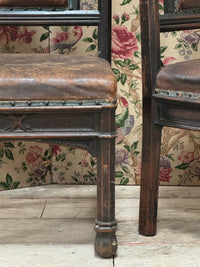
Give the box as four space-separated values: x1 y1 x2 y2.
78 100 83 105
112 241 117 246
27 101 32 106
11 101 15 107
44 100 49 106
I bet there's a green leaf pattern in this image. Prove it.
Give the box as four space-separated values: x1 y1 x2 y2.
0 0 199 188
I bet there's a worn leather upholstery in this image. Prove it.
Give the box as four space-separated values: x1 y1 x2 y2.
177 0 200 9
157 59 200 93
0 0 67 6
0 54 116 101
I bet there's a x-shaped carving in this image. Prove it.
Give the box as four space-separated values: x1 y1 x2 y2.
5 114 31 132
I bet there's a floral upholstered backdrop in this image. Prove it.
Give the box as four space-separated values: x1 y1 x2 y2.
0 0 199 190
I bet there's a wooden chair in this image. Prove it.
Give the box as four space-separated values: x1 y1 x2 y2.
139 0 200 236
0 0 117 257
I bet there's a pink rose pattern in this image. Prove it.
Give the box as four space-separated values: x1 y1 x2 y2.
26 145 43 167
112 25 138 59
0 26 36 44
51 26 83 53
0 0 199 188
178 151 194 164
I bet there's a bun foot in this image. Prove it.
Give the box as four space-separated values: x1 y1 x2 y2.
94 220 117 258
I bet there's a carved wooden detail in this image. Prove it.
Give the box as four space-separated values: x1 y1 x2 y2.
3 114 32 132
154 88 200 101
0 111 99 133
43 139 97 157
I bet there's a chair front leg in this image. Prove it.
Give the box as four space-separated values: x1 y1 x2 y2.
94 137 117 258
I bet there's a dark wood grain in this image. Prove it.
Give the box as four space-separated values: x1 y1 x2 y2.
0 0 117 258
139 0 200 236
0 0 68 6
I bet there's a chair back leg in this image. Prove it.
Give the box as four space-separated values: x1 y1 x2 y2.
139 115 162 236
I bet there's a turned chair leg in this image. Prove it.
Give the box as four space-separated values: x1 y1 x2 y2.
94 137 117 258
139 122 162 236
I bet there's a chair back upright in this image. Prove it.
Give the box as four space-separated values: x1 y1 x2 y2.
0 0 112 62
139 0 200 237
140 0 200 100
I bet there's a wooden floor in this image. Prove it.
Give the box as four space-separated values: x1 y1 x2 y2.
0 185 199 266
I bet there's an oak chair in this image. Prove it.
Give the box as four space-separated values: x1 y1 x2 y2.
0 0 117 257
139 0 200 236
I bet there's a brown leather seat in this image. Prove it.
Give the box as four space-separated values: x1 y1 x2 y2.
177 0 200 9
0 0 67 6
0 54 116 101
157 59 200 93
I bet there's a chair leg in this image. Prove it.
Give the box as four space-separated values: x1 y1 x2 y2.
139 122 162 236
94 137 117 258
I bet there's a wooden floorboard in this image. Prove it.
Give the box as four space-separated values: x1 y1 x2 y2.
0 185 199 266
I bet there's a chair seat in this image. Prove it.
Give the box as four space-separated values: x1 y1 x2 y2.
177 0 200 9
0 54 116 101
0 0 67 7
157 59 200 94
